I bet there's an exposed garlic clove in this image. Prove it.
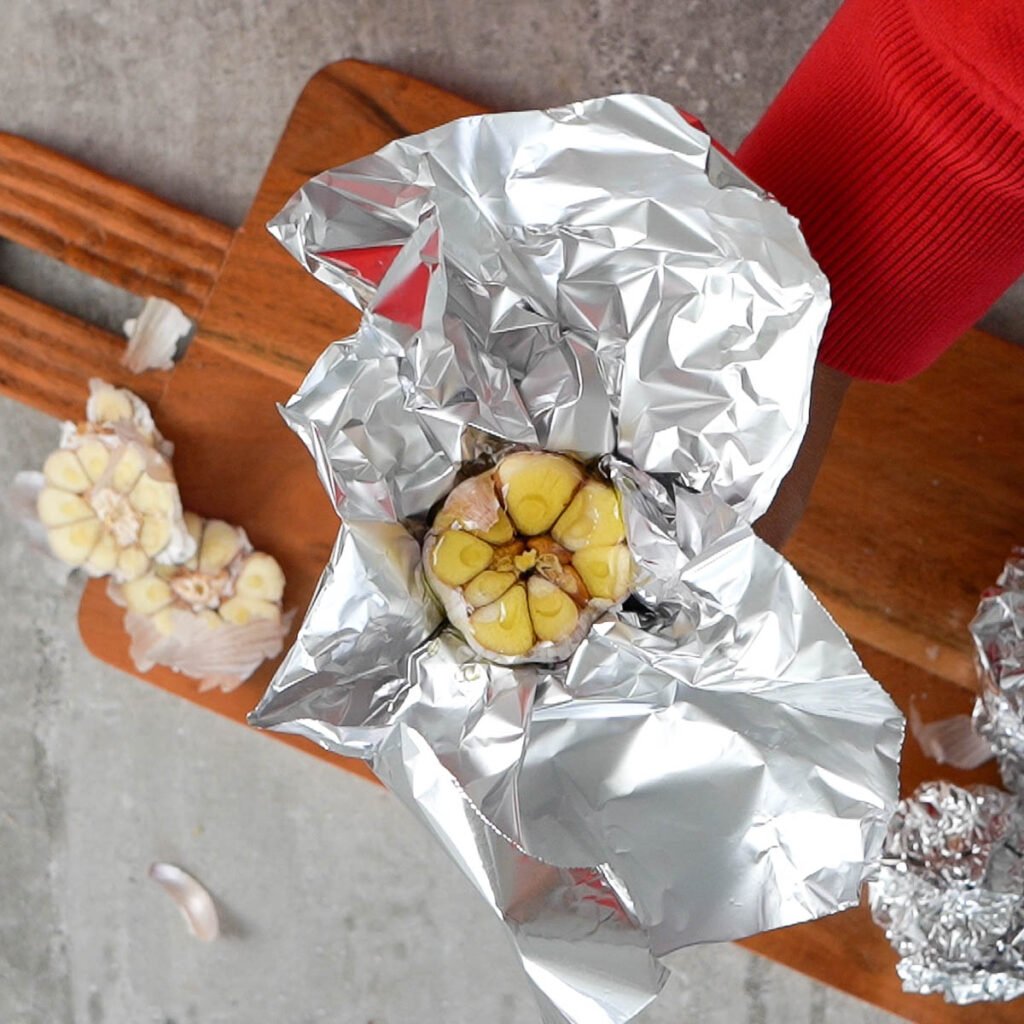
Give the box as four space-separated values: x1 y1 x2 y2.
234 553 286 603
129 474 177 516
110 446 147 493
122 574 174 615
47 519 102 566
117 545 151 581
572 544 634 602
430 530 495 587
219 596 281 626
552 480 626 551
468 584 534 656
85 533 120 575
462 570 518 609
139 515 172 557
527 576 580 643
42 450 89 493
198 520 243 575
183 512 204 570
86 385 135 426
75 438 111 483
37 488 95 527
495 452 583 536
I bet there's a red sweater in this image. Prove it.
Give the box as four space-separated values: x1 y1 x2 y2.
736 0 1024 382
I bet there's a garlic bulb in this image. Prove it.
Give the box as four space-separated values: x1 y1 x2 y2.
423 452 633 663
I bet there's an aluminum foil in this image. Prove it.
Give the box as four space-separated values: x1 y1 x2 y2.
251 95 903 1024
869 782 1024 1003
870 549 1024 1005
972 548 1024 794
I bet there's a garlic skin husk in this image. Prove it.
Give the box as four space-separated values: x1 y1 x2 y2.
110 516 290 692
36 382 194 581
423 451 634 665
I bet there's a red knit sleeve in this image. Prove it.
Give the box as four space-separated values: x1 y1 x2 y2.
735 0 1024 382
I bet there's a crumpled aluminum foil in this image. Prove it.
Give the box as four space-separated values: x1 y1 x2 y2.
972 549 1024 794
869 782 1024 1004
251 95 903 1024
870 550 1024 1005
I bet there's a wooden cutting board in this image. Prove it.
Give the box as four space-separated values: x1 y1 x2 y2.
3 59 1023 1023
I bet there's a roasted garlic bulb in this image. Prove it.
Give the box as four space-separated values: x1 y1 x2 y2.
423 452 634 662
36 382 192 580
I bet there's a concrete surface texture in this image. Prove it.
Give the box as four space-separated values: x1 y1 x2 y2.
0 1 936 1021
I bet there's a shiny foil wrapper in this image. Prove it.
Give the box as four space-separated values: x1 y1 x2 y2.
869 782 1024 1004
972 548 1024 794
251 95 903 1023
869 550 1024 1005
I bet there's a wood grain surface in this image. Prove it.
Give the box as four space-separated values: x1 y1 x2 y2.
3 58 1022 1021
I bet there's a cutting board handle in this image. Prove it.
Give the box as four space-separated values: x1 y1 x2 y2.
0 132 234 420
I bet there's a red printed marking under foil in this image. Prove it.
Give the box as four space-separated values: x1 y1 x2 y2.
321 245 431 329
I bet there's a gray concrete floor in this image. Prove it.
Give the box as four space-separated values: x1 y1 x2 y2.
0 1 960 1020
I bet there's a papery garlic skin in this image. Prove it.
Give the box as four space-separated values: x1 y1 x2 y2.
423 452 634 664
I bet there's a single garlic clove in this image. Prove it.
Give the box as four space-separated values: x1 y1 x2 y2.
148 862 220 942
235 552 286 603
473 509 515 545
129 474 177 516
47 519 102 566
571 544 634 602
183 512 204 570
87 386 135 425
139 515 172 557
110 446 147 494
42 450 89 493
152 607 178 636
85 533 120 575
462 570 518 609
468 583 534 656
219 596 281 626
75 438 111 483
198 520 242 575
552 480 625 551
37 487 95 527
527 576 580 643
495 452 583 536
430 530 495 587
122 574 174 615
117 545 151 582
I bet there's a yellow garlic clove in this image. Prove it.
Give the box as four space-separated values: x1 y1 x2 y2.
219 596 281 626
468 584 534 656
110 446 147 494
47 519 102 566
462 570 518 609
571 544 634 602
122 574 174 616
139 515 172 557
198 519 243 575
527 576 580 643
183 512 204 570
117 545 151 582
430 530 495 587
235 553 286 603
85 533 120 575
42 450 89 493
37 488 95 527
552 481 625 551
129 474 177 516
87 386 135 425
76 439 111 483
495 452 583 536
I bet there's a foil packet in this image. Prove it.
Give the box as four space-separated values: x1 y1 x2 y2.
251 95 903 1023
973 549 1024 794
870 549 1024 1005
